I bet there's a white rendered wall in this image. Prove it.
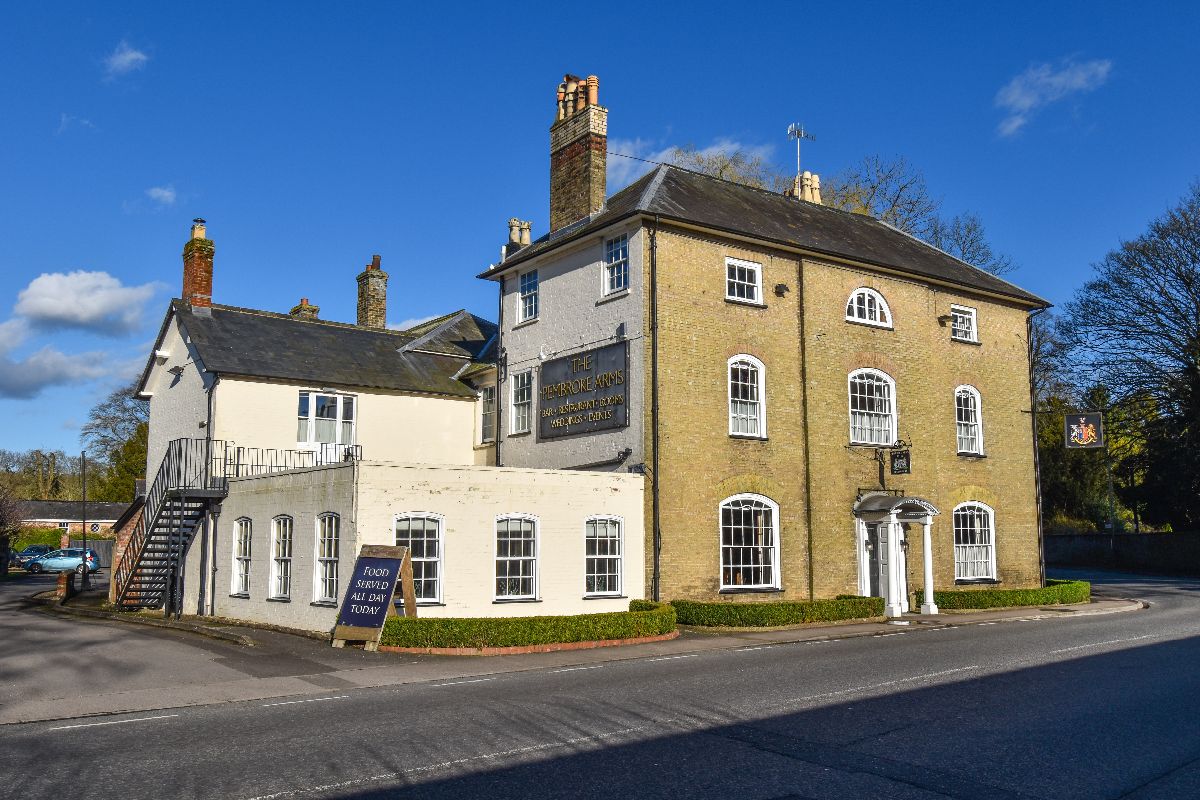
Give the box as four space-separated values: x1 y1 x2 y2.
144 314 214 480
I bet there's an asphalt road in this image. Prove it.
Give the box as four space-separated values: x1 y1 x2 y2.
4 568 1199 800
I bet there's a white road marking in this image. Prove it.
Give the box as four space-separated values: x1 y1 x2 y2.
48 714 179 732
784 665 980 705
734 646 773 652
979 622 998 625
646 654 698 662
261 695 350 708
431 678 495 687
1051 635 1156 655
549 665 605 673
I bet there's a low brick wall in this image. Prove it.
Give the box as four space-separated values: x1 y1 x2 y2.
1045 532 1200 576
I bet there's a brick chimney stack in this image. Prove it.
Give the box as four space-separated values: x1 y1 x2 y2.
356 254 387 328
549 73 607 232
289 297 320 320
182 218 214 307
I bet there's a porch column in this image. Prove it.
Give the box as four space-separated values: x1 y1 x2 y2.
920 517 939 615
884 513 904 618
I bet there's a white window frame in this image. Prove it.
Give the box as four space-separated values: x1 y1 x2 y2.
955 385 985 455
494 514 538 601
950 304 978 342
518 270 539 322
296 391 356 451
952 502 997 580
845 287 893 328
394 513 445 605
313 513 340 604
727 354 767 438
510 370 533 435
725 256 762 304
479 385 497 444
848 368 898 446
603 234 630 295
231 517 252 596
269 515 293 600
584 515 623 597
719 493 781 590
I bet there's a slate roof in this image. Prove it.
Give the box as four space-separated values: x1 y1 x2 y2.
140 301 495 398
18 499 130 522
481 165 1048 307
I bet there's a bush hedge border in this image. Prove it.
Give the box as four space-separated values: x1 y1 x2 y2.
915 579 1091 610
670 596 884 627
378 601 677 650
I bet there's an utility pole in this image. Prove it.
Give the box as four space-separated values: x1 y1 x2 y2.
80 452 89 591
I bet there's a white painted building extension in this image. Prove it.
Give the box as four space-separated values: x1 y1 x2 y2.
182 461 645 632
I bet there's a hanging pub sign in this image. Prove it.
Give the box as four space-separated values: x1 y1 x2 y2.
537 340 629 439
1065 412 1105 449
890 449 912 475
331 545 417 651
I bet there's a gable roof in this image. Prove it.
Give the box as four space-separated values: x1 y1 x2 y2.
138 301 495 399
481 165 1048 307
18 499 131 522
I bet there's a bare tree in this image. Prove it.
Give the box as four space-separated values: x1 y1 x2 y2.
925 212 1017 276
81 381 149 463
668 144 790 192
823 155 940 235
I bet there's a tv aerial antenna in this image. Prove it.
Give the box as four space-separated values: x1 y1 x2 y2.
787 123 816 175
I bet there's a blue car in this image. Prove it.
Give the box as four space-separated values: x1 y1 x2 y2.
26 548 100 575
14 544 54 567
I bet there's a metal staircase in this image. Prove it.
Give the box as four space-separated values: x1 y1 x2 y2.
113 438 229 612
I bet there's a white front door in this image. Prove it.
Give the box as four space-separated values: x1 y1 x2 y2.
861 520 909 615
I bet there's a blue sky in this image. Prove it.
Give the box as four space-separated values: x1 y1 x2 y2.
1 1 1196 455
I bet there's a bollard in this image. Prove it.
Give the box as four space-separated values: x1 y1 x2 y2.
56 572 76 601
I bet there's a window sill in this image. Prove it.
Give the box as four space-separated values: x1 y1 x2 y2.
507 430 531 438
719 587 784 594
228 593 250 599
950 337 982 346
474 442 496 450
310 601 337 608
848 442 895 449
729 433 768 441
266 596 291 603
724 297 767 309
957 451 987 459
513 317 539 330
583 594 627 600
845 318 894 331
596 289 630 306
493 598 541 604
954 578 999 585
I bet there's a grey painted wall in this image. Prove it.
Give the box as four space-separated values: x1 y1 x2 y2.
498 220 646 472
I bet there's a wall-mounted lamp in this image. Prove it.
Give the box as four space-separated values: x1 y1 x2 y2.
936 314 953 327
168 365 185 376
774 283 790 297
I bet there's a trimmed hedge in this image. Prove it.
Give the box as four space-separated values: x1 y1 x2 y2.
671 596 884 627
379 601 677 649
915 579 1091 610
13 527 64 551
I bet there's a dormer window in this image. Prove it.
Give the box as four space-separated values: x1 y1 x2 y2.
951 305 978 342
845 288 892 328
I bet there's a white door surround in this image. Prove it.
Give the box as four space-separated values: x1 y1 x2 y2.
854 494 940 618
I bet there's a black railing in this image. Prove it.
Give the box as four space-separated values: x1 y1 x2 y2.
222 443 362 477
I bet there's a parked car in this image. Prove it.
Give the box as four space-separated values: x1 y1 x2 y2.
14 544 54 568
25 548 99 575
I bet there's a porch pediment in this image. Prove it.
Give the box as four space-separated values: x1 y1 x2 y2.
853 493 940 517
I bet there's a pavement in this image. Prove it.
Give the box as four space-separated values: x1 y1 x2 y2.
1 569 1140 726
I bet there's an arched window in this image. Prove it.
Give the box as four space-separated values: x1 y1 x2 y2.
953 502 996 580
395 514 444 604
314 513 340 604
955 385 984 454
845 288 892 327
728 355 766 438
848 369 896 445
269 515 293 599
719 494 780 590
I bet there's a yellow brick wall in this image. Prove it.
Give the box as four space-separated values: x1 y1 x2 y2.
641 222 1041 603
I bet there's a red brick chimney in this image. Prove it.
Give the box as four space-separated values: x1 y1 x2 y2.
549 74 607 232
182 218 214 307
289 297 319 320
356 254 387 328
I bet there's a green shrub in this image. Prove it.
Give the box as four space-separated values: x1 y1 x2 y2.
380 601 677 649
915 579 1091 609
13 527 65 551
671 596 884 627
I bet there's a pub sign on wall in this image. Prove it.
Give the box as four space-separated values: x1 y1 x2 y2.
538 341 629 439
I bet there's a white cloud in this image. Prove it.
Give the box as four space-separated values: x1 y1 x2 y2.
607 137 776 190
0 318 29 354
104 40 149 79
56 113 96 135
15 270 159 336
0 345 110 400
995 58 1112 137
145 185 176 205
388 315 439 332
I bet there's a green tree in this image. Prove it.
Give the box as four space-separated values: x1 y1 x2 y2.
90 421 148 502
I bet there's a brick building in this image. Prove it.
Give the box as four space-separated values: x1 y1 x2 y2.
482 73 1050 616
